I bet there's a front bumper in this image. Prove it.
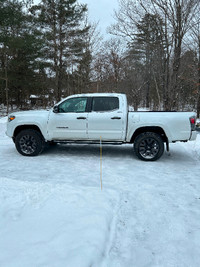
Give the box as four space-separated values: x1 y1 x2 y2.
6 121 15 138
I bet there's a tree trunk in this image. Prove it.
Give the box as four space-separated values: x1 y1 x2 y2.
197 37 200 118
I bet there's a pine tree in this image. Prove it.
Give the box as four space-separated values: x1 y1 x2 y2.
129 13 166 109
31 0 89 101
0 0 45 108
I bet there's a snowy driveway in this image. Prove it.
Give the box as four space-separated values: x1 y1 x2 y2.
1 117 200 267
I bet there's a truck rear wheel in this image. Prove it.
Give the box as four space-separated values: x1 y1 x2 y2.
15 129 44 156
134 132 164 161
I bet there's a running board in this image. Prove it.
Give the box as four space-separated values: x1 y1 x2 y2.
51 140 124 145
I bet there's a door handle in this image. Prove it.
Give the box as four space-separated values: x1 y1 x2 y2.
77 117 87 120
111 117 121 120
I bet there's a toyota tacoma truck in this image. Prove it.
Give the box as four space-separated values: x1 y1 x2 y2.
6 93 197 161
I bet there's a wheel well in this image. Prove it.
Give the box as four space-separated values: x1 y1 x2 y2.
13 125 43 140
130 127 168 143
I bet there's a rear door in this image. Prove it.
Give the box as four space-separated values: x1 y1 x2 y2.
87 96 125 141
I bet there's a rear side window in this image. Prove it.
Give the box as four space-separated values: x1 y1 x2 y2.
92 97 119 112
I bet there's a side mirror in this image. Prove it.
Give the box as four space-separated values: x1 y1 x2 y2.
53 106 59 113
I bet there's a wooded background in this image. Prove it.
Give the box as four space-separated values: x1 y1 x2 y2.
0 0 200 115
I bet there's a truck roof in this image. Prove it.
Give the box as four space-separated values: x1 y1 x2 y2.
66 93 126 98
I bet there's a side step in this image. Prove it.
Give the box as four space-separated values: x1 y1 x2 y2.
52 140 124 145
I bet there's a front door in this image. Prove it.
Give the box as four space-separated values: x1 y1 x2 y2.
48 97 88 140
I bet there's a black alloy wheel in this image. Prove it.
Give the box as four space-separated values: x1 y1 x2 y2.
134 132 164 161
15 129 44 156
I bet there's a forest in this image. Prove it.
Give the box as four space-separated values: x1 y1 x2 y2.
0 0 200 115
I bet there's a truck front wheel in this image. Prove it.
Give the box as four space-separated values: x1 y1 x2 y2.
134 132 164 161
15 129 44 156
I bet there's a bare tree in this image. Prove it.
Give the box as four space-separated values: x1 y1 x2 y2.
187 3 200 116
111 0 199 111
92 39 125 92
150 0 199 109
109 1 168 109
108 0 144 41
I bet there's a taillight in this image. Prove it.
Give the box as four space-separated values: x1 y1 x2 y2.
189 116 196 131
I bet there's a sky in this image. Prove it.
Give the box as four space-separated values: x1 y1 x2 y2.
80 0 119 37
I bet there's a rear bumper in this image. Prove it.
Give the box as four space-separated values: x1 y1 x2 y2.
190 131 197 141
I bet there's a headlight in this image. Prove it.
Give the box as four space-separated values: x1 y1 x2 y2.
8 115 15 122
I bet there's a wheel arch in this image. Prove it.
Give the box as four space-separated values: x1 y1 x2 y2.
130 126 168 144
13 125 44 141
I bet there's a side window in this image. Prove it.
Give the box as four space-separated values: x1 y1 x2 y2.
92 97 119 112
58 97 87 113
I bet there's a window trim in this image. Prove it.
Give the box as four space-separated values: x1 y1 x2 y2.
91 96 120 113
58 97 89 113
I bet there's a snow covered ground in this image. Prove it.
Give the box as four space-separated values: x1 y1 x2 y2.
0 116 200 267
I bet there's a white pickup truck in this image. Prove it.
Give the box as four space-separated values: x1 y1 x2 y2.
6 93 197 161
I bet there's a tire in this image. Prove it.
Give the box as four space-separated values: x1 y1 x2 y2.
134 132 164 161
15 129 44 156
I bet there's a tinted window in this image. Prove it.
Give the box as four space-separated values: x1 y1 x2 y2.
59 97 87 113
92 97 119 112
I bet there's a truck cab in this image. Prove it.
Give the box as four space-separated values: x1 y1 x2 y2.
48 93 127 142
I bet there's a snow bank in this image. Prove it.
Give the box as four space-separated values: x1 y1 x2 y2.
0 178 118 267
180 134 200 159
